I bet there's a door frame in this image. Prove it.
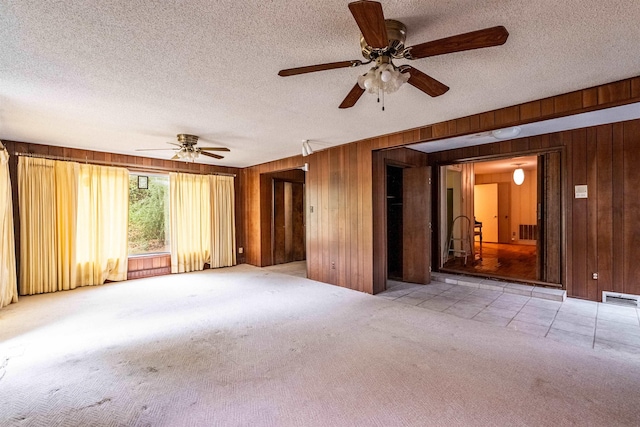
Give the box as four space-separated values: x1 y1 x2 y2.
371 147 430 294
433 147 565 287
258 168 306 267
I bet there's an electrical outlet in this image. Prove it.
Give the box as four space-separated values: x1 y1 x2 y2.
592 272 598 280
238 247 243 254
331 262 335 270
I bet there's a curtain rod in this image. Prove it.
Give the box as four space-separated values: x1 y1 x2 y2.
13 151 236 177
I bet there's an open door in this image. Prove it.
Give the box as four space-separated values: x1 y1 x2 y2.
273 179 305 265
538 152 562 283
403 166 431 284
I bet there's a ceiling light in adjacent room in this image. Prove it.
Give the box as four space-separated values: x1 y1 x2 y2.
513 164 525 185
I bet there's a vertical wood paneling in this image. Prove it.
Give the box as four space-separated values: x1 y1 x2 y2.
337 147 348 288
611 123 625 293
348 143 359 291
319 150 330 284
273 180 285 264
238 76 640 298
292 182 305 261
307 154 319 280
622 121 640 294
329 147 340 286
596 125 613 295
571 129 588 299
598 81 631 105
585 128 598 301
358 140 374 293
554 92 583 114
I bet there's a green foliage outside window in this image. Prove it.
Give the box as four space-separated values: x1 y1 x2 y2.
128 174 170 255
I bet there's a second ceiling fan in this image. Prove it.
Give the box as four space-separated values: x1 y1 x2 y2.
278 0 509 109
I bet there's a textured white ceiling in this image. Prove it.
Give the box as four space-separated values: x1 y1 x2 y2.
1 1 640 167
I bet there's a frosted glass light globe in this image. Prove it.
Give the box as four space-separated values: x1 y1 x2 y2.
513 168 525 185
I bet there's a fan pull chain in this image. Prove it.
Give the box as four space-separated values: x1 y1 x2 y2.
382 90 385 111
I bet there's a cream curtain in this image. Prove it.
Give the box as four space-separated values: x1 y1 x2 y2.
76 164 129 285
209 175 236 268
55 161 79 290
170 172 211 273
19 158 127 295
18 157 78 295
0 145 18 307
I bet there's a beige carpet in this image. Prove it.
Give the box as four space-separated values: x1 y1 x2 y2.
1 265 639 426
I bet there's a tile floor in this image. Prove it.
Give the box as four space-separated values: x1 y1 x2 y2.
264 261 640 356
379 278 640 355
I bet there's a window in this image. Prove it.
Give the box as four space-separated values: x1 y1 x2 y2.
128 173 170 255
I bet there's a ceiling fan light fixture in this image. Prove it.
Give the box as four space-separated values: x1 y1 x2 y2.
357 63 409 95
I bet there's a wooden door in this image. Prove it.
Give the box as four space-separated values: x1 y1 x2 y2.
538 152 562 283
403 166 431 284
273 180 305 265
474 183 498 242
498 182 511 243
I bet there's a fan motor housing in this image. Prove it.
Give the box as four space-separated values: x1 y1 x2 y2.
177 133 199 146
360 19 407 59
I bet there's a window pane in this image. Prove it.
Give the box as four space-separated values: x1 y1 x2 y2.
128 174 170 255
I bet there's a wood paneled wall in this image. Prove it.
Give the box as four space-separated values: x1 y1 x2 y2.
5 76 640 300
244 75 640 300
565 121 640 300
128 255 171 280
2 140 244 282
430 121 640 299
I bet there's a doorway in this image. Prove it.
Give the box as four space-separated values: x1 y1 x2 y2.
272 179 305 265
387 165 403 280
258 168 306 268
383 164 432 285
440 153 561 285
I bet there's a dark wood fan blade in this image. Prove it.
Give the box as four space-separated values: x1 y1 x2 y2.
339 83 365 109
407 26 509 59
348 1 388 49
401 66 449 97
200 151 224 160
199 147 230 152
278 60 362 77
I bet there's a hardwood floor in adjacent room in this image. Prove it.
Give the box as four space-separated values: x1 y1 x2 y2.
442 242 537 282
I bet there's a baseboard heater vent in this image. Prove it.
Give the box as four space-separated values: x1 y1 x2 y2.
602 292 640 307
519 224 538 240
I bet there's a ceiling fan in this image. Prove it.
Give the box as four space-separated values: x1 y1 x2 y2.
278 0 509 109
135 134 230 161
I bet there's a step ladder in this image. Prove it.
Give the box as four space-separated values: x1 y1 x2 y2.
445 215 473 266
